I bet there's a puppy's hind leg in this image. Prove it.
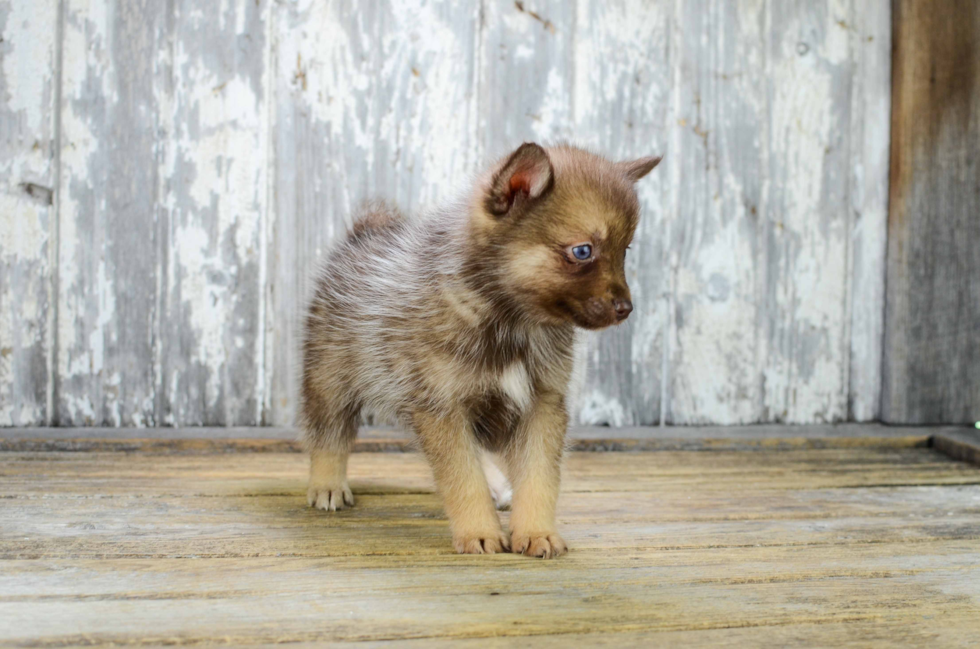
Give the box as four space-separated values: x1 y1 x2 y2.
304 397 359 512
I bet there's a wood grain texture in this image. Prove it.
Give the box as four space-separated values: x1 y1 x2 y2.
0 0 59 425
0 421 944 441
573 0 671 426
665 0 770 425
932 429 980 467
161 0 270 425
1 447 978 645
666 1 887 425
882 0 980 424
846 0 891 422
0 423 938 453
1 1 894 427
57 0 169 425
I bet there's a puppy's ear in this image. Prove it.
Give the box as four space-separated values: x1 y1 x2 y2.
617 155 663 183
485 143 554 216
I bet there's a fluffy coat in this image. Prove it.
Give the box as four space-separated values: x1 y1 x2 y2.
302 142 660 558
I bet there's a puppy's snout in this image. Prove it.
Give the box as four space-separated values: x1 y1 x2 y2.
613 298 633 321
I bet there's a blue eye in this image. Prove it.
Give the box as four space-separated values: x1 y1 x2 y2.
571 244 593 260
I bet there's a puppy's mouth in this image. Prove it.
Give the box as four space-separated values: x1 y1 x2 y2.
556 299 621 330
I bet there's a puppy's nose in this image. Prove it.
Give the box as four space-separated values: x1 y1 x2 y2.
613 298 633 321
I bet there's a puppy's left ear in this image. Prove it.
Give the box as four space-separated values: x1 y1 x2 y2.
618 155 663 183
486 142 554 216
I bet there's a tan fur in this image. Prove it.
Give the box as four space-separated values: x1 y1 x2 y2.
307 449 353 511
414 409 511 554
301 142 660 557
503 390 569 558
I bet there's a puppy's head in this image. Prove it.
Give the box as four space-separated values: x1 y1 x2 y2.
471 142 661 330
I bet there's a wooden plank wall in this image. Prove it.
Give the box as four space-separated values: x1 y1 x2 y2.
0 0 892 427
0 0 59 426
883 0 980 425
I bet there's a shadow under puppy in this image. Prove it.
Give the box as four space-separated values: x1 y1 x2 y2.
302 142 661 558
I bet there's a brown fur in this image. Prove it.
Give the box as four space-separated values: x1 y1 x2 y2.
302 142 660 557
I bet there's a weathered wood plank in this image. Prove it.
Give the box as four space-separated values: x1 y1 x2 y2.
242 617 980 649
1 447 979 645
4 566 978 645
662 0 771 423
665 0 769 424
846 0 891 421
571 1 671 425
0 422 943 453
4 504 979 556
2 449 976 502
933 428 980 467
270 614 980 649
882 0 980 424
761 1 856 424
269 0 481 425
3 540 978 580
0 422 945 439
0 433 934 454
7 485 980 536
160 0 270 425
476 0 573 155
0 0 59 426
56 0 170 425
666 2 885 425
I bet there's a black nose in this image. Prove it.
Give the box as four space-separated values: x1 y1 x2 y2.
613 298 633 321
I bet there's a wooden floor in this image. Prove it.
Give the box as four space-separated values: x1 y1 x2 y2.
2 433 980 646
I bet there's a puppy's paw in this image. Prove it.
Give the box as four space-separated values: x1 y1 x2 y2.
481 453 512 511
307 481 354 512
511 531 567 559
452 529 511 555
490 482 512 511
308 450 352 512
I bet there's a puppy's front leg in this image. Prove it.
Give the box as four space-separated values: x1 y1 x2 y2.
413 409 510 554
504 392 568 558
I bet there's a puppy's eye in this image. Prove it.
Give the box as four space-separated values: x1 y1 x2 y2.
571 244 593 261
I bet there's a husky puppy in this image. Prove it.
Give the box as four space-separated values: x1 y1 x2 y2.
302 142 660 558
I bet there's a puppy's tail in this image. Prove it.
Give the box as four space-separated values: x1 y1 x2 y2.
350 200 404 240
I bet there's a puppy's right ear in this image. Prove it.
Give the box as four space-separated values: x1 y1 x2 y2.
617 155 662 183
485 143 554 216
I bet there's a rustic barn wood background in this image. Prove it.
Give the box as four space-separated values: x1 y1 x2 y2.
0 0 899 427
883 0 980 425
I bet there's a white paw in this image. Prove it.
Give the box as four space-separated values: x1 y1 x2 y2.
481 452 512 511
307 482 354 511
490 483 512 511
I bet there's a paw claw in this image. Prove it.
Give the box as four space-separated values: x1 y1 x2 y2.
511 532 567 559
307 482 354 512
453 530 510 555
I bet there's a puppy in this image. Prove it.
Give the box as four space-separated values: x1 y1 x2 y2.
302 142 660 558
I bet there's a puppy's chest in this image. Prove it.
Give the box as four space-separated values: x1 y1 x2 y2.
474 328 572 405
453 356 537 414
415 320 572 414
468 360 536 449
493 360 535 411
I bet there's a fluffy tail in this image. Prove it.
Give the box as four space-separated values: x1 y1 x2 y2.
350 200 403 240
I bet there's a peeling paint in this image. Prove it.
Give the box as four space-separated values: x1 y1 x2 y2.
161 0 268 425
2 0 891 427
0 0 58 426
